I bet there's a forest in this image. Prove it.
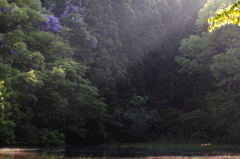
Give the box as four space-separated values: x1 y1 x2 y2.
0 0 240 146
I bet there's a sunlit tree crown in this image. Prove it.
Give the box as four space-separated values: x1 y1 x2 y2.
208 0 240 32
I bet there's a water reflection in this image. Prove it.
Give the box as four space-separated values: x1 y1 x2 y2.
0 146 240 159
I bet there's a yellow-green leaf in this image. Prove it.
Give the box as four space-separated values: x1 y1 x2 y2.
208 26 213 32
238 17 240 25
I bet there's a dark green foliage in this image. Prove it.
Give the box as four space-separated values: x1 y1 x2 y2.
34 59 108 144
1 0 239 146
179 110 211 141
0 120 16 144
206 90 240 144
176 0 240 144
0 0 108 146
37 129 65 146
113 95 159 141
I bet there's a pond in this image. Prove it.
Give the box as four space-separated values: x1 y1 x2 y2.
0 145 240 159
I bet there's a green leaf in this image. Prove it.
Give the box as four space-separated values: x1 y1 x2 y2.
238 17 240 25
208 17 213 24
208 26 213 32
216 9 224 15
233 17 238 23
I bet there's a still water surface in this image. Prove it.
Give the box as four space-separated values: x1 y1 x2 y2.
0 146 240 159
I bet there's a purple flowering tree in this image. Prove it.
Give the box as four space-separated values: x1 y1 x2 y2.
53 0 98 48
40 14 62 34
60 0 86 20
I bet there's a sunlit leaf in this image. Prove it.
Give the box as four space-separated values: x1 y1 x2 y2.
216 9 224 15
233 17 238 23
208 17 213 24
238 17 240 25
208 0 240 32
208 26 212 32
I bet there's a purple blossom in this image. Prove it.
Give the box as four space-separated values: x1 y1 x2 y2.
40 14 62 34
48 4 55 11
10 49 15 54
2 7 13 12
66 1 71 5
60 0 85 20
1 44 6 49
61 9 69 19
6 7 12 11
79 1 83 7
71 6 79 12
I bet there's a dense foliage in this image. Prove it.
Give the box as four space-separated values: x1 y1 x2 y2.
1 0 239 145
208 0 240 32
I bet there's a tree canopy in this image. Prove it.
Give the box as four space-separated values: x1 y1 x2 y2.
208 0 240 32
2 0 240 146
